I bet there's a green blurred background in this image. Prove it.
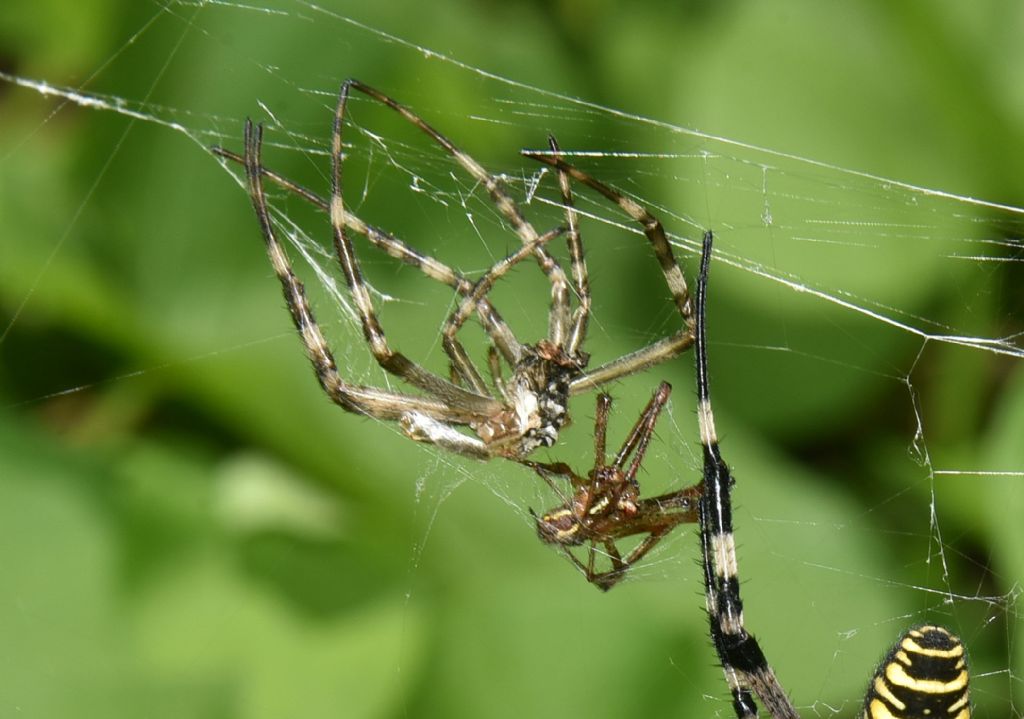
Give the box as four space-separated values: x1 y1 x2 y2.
1 1 1022 717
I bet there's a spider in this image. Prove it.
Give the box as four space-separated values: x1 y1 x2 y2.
691 232 971 719
216 79 695 462
526 381 701 591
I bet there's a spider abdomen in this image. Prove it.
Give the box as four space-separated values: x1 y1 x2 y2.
535 505 586 546
863 625 970 719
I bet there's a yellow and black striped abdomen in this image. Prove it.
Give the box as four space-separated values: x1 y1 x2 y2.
863 625 970 719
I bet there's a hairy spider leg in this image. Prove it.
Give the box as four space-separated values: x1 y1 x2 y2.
234 106 577 459
521 150 695 393
212 144 525 366
339 80 576 373
245 121 554 459
694 232 972 719
693 230 799 719
329 80 505 406
548 136 591 360
243 120 493 427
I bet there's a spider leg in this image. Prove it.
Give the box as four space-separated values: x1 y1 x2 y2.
342 79 574 351
644 485 702 513
531 383 698 590
522 151 698 393
330 81 503 410
583 539 629 591
524 460 586 495
440 224 567 385
242 121 498 450
586 485 702 591
548 136 591 359
569 332 695 395
555 544 595 583
522 151 692 323
612 381 672 484
604 527 680 591
212 145 526 368
486 346 508 401
592 393 612 469
693 232 798 719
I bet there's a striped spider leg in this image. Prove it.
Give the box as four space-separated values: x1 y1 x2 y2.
525 381 701 590
219 79 697 463
693 231 800 719
212 143 525 374
241 119 561 452
521 147 696 394
693 232 971 719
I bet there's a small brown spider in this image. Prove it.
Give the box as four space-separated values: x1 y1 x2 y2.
526 381 701 590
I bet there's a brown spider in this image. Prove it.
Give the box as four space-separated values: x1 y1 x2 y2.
214 80 695 462
526 381 701 590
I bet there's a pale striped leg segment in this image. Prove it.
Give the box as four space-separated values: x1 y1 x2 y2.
522 149 696 395
211 144 525 367
692 232 971 719
341 80 574 354
242 121 498 440
693 230 800 719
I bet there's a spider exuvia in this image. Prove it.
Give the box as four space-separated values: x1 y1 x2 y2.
692 232 971 719
214 79 695 463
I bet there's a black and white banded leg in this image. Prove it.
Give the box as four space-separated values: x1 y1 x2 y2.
693 231 800 719
692 232 971 719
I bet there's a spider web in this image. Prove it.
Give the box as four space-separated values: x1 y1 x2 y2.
1 1 1022 718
